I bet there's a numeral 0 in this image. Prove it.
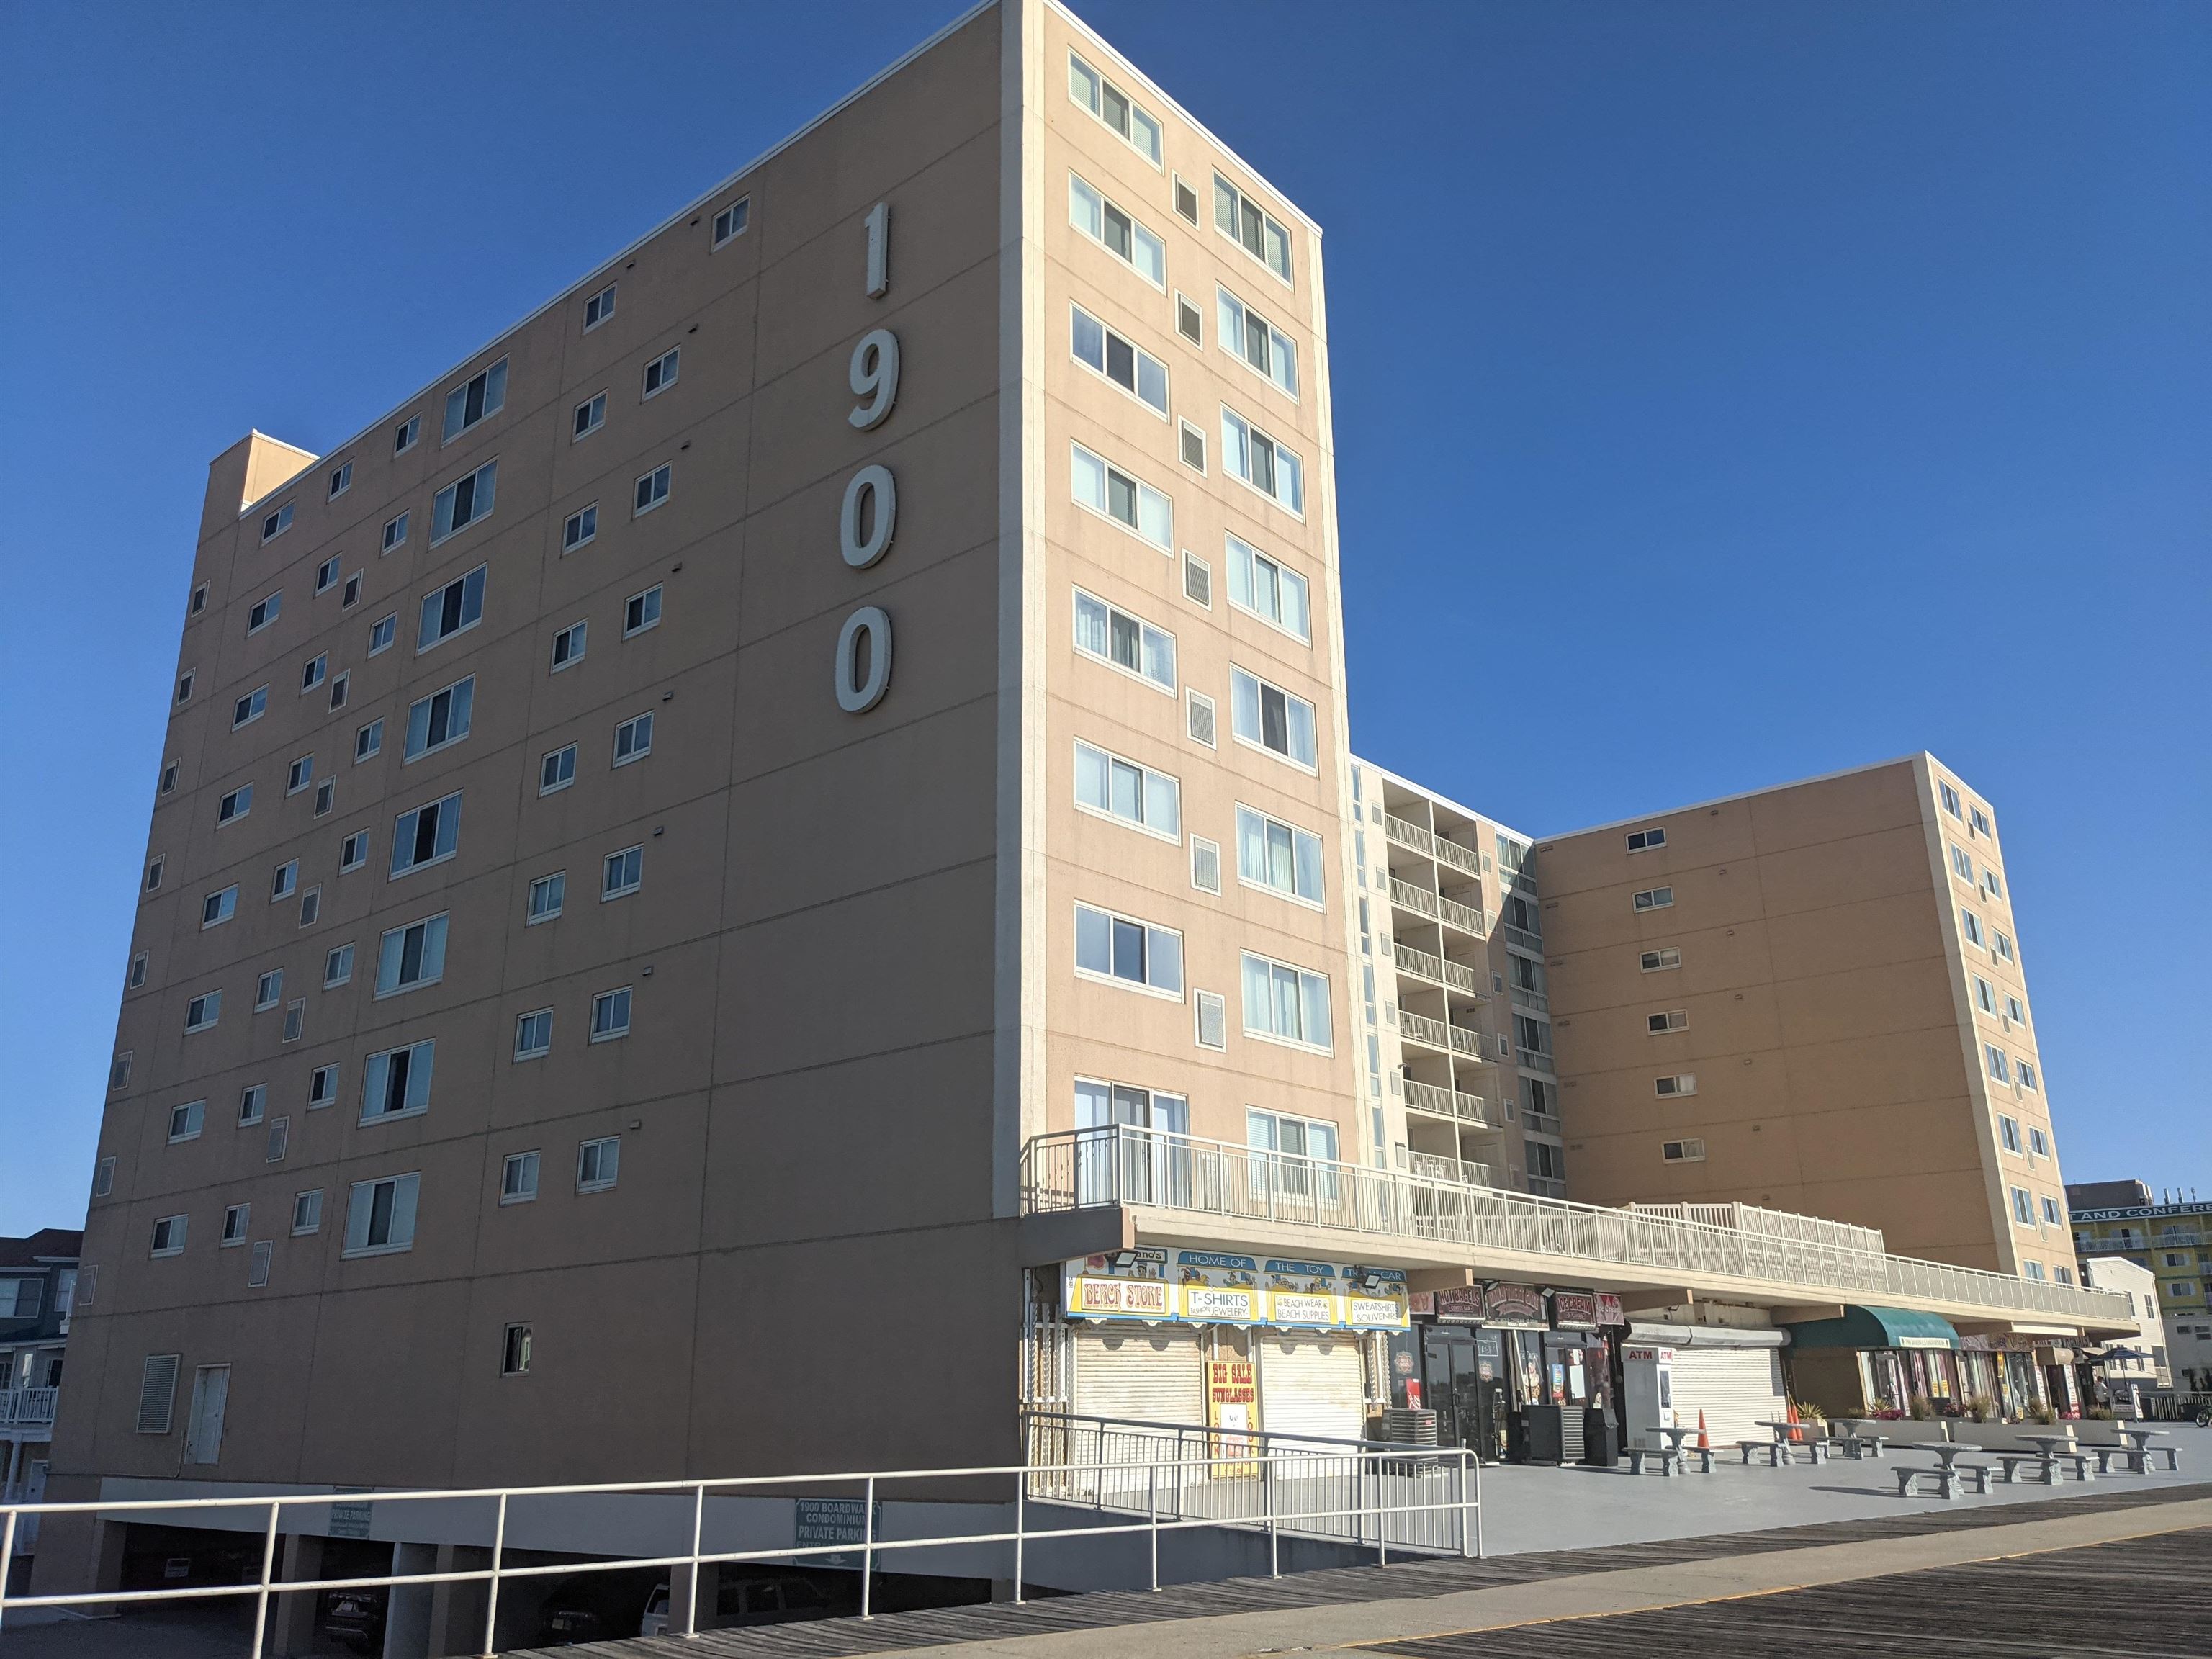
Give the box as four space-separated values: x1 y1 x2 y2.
848 328 899 431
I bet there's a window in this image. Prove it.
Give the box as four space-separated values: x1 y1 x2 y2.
354 719 384 763
248 590 282 633
431 460 499 549
1236 805 1324 904
255 970 283 1011
369 612 397 654
222 1204 248 1246
590 987 632 1041
1071 588 1175 691
1999 1114 2021 1153
1626 827 1666 852
1224 533 1309 640
317 555 342 594
1075 903 1183 997
1177 292 1203 344
501 1323 534 1377
1069 442 1171 549
2018 1060 2038 1092
1187 835 1223 896
324 943 354 988
602 845 644 900
1951 843 1974 881
1067 50 1161 162
1075 741 1179 839
633 462 671 516
1179 420 1208 475
168 1099 205 1142
390 791 462 876
298 886 321 925
1216 286 1298 397
1973 976 1997 1014
539 745 577 794
287 755 313 795
1069 305 1168 415
1194 988 1228 1050
1993 930 2015 963
443 357 507 441
292 1190 322 1233
342 572 361 608
1187 689 1216 747
393 413 421 455
418 564 487 649
501 1151 540 1204
309 1064 340 1108
528 872 566 923
2011 1187 2034 1226
340 830 370 872
145 857 164 892
2052 1265 2072 1285
382 511 409 553
376 914 449 997
1940 781 1962 817
343 1172 420 1256
562 503 598 551
1971 806 1992 837
1959 907 1987 947
514 1010 552 1061
1067 172 1164 286
552 620 587 670
1229 666 1317 768
642 348 679 398
577 1136 621 1190
1647 1010 1689 1033
584 282 616 329
176 670 194 703
190 584 207 618
184 991 221 1033
159 761 177 796
248 1239 273 1287
150 1215 187 1256
572 390 606 439
624 585 662 637
712 196 750 247
1240 950 1331 1048
2041 1195 2063 1226
328 671 350 711
1221 407 1304 513
1246 1109 1336 1168
232 681 268 726
613 712 653 765
129 952 148 988
95 1154 117 1192
362 1040 435 1122
404 675 474 759
2005 994 2027 1026
1632 886 1673 912
1654 1074 1696 1097
202 885 238 928
1215 171 1292 281
1661 1138 1707 1163
1984 1043 2010 1085
2028 1125 2049 1156
261 501 294 542
1640 948 1681 971
299 654 327 695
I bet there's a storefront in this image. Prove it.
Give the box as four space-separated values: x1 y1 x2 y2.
1779 1305 1963 1418
1388 1284 1623 1464
1619 1321 1787 1447
1058 1248 1409 1442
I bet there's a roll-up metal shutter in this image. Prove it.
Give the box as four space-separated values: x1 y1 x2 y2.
1258 1331 1366 1448
1667 1345 1786 1448
1074 1323 1205 1426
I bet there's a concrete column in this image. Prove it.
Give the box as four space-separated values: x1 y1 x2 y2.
425 1544 488 1658
268 1532 325 1658
24 1506 125 1609
382 1540 436 1659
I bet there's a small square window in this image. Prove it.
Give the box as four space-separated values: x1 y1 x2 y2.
577 1134 621 1188
145 857 165 891
324 943 354 988
552 620 588 672
1195 988 1227 1051
271 860 297 900
238 1084 267 1126
590 988 632 1043
215 781 251 822
342 572 361 609
613 713 653 766
382 512 409 554
292 1190 323 1234
602 845 643 900
1177 292 1203 343
1179 420 1207 472
1190 835 1221 894
394 414 420 454
642 349 679 399
1173 176 1200 225
184 991 222 1033
502 1323 533 1376
314 778 336 817
282 998 305 1043
176 671 194 704
1187 691 1216 748
527 871 566 924
262 501 294 542
625 585 662 637
514 1010 552 1060
572 391 607 439
341 831 369 872
189 584 208 618
109 1053 133 1091
298 886 322 927
222 1204 249 1246
369 613 397 655
328 672 350 711
265 1117 289 1161
712 197 750 247
1182 550 1211 606
300 653 327 693
633 463 671 516
355 719 384 763
316 555 341 593
308 1064 340 1109
287 755 314 795
502 1151 540 1205
248 591 281 634
128 952 149 989
159 760 178 796
584 282 616 330
562 503 598 552
539 745 577 795
168 1100 205 1142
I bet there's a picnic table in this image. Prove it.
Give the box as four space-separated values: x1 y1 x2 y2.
1899 1440 1982 1473
2113 1426 2181 1473
1626 1423 1713 1475
1753 1419 1833 1463
1995 1433 2095 1484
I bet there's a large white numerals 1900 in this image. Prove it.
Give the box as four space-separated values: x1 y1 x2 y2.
837 202 897 715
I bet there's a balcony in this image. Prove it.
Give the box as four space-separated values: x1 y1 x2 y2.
1387 876 1438 921
1401 1008 1486 1061
1437 894 1486 935
1410 1151 1493 1188
0 1387 56 1430
1392 942 1485 998
1402 1077 1491 1126
1021 1126 2137 1332
1382 816 1484 881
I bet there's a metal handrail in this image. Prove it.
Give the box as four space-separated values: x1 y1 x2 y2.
1403 1079 1489 1125
0 1438 1482 1653
1386 876 1439 920
1020 1127 2134 1327
0 1388 56 1428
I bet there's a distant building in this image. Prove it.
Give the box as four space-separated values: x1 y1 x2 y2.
1 1228 83 1534
2069 1181 2211 1392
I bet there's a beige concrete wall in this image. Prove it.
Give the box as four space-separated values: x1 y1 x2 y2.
1536 756 2073 1277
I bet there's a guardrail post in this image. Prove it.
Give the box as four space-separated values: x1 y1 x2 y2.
480 1491 507 1659
1148 1461 1159 1592
1375 1460 1387 1568
861 1475 876 1619
1457 1452 1473 1558
683 1481 705 1638
250 1498 281 1659
1264 1455 1278 1578
1013 1478 1025 1605
1473 1449 1484 1559
0 1507 17 1630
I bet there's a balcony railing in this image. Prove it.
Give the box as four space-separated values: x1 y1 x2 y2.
1382 814 1434 858
0 1388 55 1429
1403 1078 1491 1126
1392 943 1484 998
1521 1110 1562 1138
1410 1151 1493 1188
1432 838 1483 879
1020 1127 2134 1328
1503 924 1542 953
1516 1046 1554 1074
1509 983 1549 1014
1438 894 1486 935
1387 876 1438 921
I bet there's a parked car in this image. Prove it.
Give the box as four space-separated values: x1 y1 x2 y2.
321 1587 387 1655
536 1571 660 1645
639 1570 836 1636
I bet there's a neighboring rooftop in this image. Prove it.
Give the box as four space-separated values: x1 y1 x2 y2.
0 1230 81 1269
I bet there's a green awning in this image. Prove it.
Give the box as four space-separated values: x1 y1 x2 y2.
1781 1306 1961 1352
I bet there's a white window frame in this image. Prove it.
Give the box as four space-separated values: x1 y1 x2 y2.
1223 532 1310 642
343 1172 421 1258
1074 902 1184 999
642 348 680 400
361 1039 435 1124
1186 689 1217 748
232 682 269 727
526 871 566 925
514 1010 552 1061
354 719 384 763
1213 170 1293 285
430 461 498 547
601 844 644 901
416 565 487 652
1066 50 1162 165
613 712 654 767
184 991 221 1033
254 969 283 1012
374 912 449 999
590 986 632 1043
624 585 662 638
1235 804 1326 908
168 1099 205 1143
248 591 282 634
1069 441 1172 551
501 1150 541 1205
1228 665 1318 771
632 462 671 517
403 674 474 761
1220 405 1305 516
1069 303 1169 418
1640 948 1682 971
1632 886 1673 912
222 1203 249 1247
1071 588 1176 694
441 356 507 444
316 554 341 594
324 943 354 989
1654 1074 1697 1097
577 1136 621 1191
1073 739 1179 842
552 619 588 673
202 885 238 930
711 197 750 248
369 613 397 655
261 501 294 543
150 1215 187 1256
1215 283 1298 398
390 790 463 878
583 282 616 330
572 390 607 440
1238 950 1332 1051
1066 171 1165 288
339 830 370 874
562 502 598 552
382 511 408 554
292 1190 322 1235
540 745 578 795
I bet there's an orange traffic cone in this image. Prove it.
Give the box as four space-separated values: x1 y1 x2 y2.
1785 1397 1802 1443
1696 1409 1709 1450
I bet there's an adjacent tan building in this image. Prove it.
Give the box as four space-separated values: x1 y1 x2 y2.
1534 755 2077 1280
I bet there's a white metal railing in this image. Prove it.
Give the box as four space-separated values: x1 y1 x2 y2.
0 1388 56 1429
1022 1127 2134 1327
1627 1202 1886 1258
1400 1008 1451 1052
1437 894 1485 935
1432 838 1483 879
1387 877 1439 920
1382 814 1434 858
1403 1079 1490 1126
1410 1153 1492 1188
1449 1025 1484 1060
1393 941 1445 985
0 1434 1481 1655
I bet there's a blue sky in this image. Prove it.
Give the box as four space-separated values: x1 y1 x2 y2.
2 1 2205 1233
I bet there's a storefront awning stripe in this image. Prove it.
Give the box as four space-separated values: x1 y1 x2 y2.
1779 1305 1961 1352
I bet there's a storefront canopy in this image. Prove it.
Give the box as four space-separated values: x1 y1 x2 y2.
1781 1306 1961 1352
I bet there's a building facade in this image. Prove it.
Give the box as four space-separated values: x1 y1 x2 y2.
1532 756 2078 1280
2071 1180 2211 1393
1 1230 80 1526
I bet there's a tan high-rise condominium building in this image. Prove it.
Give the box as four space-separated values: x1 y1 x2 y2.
1534 755 2077 1281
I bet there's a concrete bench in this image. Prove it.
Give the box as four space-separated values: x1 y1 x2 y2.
1997 1450 2094 1484
1737 1439 1786 1467
1895 1462 1990 1499
1785 1438 1833 1465
2093 1443 2181 1474
1834 1433 1887 1460
1627 1446 1683 1476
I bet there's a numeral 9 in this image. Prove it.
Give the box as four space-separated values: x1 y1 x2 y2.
848 328 900 431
